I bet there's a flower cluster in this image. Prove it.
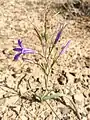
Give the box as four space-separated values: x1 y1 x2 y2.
13 28 71 61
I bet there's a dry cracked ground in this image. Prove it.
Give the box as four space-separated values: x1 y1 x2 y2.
0 0 90 120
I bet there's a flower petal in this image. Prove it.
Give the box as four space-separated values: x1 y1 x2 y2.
59 40 71 55
14 53 21 61
18 39 23 48
13 47 22 51
22 48 36 54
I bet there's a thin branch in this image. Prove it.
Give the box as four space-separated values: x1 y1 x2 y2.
45 101 61 120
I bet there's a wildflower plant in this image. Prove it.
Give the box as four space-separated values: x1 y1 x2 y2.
13 13 81 120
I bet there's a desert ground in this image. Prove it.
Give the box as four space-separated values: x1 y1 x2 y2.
0 0 90 120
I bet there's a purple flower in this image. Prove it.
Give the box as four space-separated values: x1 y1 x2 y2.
13 39 36 60
54 25 67 44
59 40 71 55
54 30 62 44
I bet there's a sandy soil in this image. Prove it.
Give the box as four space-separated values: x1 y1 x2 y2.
0 0 90 120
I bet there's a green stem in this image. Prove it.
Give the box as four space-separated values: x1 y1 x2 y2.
41 93 81 120
45 101 61 120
